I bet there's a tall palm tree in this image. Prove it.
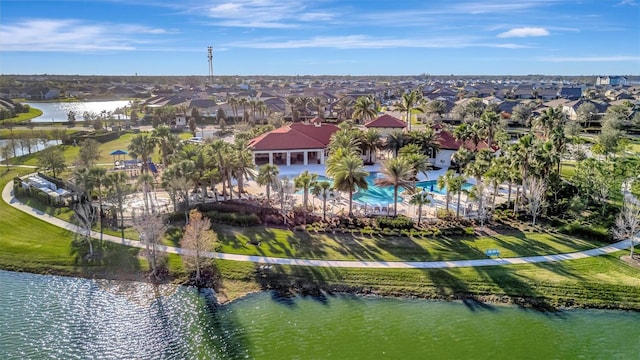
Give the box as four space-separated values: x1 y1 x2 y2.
128 133 156 173
227 97 239 123
424 100 447 120
88 167 107 243
326 153 368 216
397 90 423 131
385 130 407 158
105 171 130 240
376 157 415 216
209 139 232 200
329 128 362 155
464 150 493 225
352 96 377 122
256 164 279 201
286 96 298 121
485 156 509 212
311 180 332 221
510 134 536 199
453 123 481 149
295 96 312 121
478 111 501 149
231 144 256 196
534 106 565 140
407 129 441 159
151 125 179 167
361 128 383 164
138 172 155 215
336 97 354 121
311 97 326 119
295 170 318 221
239 98 248 122
437 170 457 213
448 174 466 218
409 191 431 226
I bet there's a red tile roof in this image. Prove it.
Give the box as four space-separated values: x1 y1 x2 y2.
364 114 406 128
248 123 340 151
436 128 497 152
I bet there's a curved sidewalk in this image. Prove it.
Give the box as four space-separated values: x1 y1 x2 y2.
2 179 634 269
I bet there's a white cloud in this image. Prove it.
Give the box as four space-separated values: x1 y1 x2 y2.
0 18 168 52
203 0 337 28
497 27 550 38
538 55 640 62
225 35 530 49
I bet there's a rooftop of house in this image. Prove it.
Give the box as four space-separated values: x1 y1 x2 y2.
248 122 340 151
364 114 406 128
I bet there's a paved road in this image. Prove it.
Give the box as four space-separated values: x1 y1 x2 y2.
2 177 635 268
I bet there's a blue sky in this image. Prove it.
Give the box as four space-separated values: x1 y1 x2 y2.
1 0 639 76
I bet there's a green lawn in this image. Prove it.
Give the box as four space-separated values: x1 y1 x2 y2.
0 168 147 278
162 224 608 262
0 107 43 124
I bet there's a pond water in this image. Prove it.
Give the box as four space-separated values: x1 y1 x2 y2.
25 101 131 123
1 270 639 359
0 139 61 161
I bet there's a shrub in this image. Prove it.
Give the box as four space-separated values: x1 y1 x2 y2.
558 221 612 243
203 210 261 227
375 215 414 230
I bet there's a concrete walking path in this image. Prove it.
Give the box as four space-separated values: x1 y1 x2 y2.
2 178 636 269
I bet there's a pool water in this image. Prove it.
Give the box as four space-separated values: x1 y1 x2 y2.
306 173 472 206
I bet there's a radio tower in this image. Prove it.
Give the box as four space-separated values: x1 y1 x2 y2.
207 46 214 84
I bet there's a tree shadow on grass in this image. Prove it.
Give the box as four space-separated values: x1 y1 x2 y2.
424 269 497 312
69 235 142 275
474 266 560 313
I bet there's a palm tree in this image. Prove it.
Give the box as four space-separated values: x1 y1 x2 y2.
464 150 493 225
128 133 156 173
437 170 457 213
256 164 279 201
485 156 509 212
326 153 368 216
397 90 423 131
138 172 155 215
311 180 332 221
311 97 326 119
352 96 377 122
151 125 178 167
329 128 362 155
424 100 447 120
295 171 318 223
510 134 536 199
376 157 415 216
407 129 441 159
227 97 239 123
361 128 382 164
295 96 312 121
209 139 232 200
105 171 130 240
286 96 298 121
478 111 501 149
231 144 257 197
409 191 431 226
336 97 354 121
385 130 407 158
88 167 107 243
453 123 481 149
534 107 565 140
448 174 466 218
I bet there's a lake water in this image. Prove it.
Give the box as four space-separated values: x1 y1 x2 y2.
26 101 131 123
0 139 61 161
1 270 639 359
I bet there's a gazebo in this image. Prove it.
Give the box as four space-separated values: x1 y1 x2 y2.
110 149 128 169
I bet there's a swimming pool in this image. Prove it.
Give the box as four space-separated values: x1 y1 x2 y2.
305 173 472 206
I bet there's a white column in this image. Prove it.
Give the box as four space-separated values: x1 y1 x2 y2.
286 151 291 166
269 152 273 165
303 151 308 165
320 150 325 165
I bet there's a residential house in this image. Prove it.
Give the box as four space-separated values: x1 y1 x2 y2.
364 114 406 138
596 76 628 86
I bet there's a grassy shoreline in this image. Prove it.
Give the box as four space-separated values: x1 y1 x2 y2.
3 166 640 310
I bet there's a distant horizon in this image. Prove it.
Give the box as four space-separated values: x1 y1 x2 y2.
1 1 638 76
3 73 639 78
